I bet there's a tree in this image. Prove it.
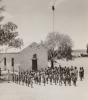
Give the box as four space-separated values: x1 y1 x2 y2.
59 34 73 59
47 48 57 68
0 22 23 51
0 0 5 22
86 44 88 54
44 32 73 68
65 46 72 60
0 22 23 70
44 32 59 68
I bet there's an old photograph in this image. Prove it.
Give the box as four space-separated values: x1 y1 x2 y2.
0 0 88 100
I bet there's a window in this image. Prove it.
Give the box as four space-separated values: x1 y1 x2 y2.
11 58 14 66
4 57 6 66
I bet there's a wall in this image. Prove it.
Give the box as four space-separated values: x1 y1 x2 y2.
0 53 20 71
0 43 48 71
19 43 48 71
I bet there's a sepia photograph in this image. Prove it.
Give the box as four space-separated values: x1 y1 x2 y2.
0 0 88 100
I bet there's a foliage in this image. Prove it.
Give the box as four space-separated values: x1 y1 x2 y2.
44 32 73 61
86 44 88 54
0 0 5 22
0 22 23 50
9 38 23 49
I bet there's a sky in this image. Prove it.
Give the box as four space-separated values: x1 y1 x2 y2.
1 0 88 50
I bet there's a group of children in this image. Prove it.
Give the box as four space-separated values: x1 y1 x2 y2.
12 65 84 88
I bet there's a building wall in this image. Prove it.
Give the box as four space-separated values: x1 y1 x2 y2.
0 53 20 71
19 43 48 71
0 43 48 71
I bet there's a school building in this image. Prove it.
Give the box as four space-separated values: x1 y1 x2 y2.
0 42 48 72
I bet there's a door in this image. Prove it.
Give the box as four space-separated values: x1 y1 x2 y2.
32 54 37 71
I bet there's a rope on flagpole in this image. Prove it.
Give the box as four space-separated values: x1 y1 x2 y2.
50 0 57 32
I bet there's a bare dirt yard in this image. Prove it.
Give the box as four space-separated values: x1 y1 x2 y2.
0 57 88 100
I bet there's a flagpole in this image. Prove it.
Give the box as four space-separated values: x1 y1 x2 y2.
52 5 55 33
50 0 57 32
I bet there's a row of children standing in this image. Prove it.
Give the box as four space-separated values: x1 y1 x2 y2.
12 65 84 88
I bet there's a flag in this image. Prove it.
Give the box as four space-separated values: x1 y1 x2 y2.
52 5 55 11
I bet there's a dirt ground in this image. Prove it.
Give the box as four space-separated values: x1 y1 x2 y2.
0 57 88 100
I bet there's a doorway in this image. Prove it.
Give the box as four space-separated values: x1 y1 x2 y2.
32 54 37 71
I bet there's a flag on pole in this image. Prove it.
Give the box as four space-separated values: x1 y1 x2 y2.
52 5 55 11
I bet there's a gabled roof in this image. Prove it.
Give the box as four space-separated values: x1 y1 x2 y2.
29 42 38 47
20 42 47 53
0 42 48 54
